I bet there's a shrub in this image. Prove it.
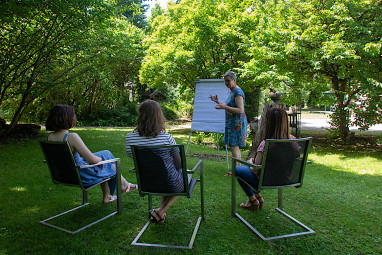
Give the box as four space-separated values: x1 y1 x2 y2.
78 103 138 127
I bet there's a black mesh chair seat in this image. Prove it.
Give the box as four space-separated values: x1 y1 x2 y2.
232 137 315 241
130 144 204 249
39 140 122 234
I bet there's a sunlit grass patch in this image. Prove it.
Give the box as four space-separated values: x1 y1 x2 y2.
10 186 26 192
309 153 382 176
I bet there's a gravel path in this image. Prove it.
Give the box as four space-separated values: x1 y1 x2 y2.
301 119 382 132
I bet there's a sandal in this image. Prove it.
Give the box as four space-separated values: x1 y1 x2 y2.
224 171 232 176
149 209 166 224
240 199 260 210
123 183 138 193
255 194 264 209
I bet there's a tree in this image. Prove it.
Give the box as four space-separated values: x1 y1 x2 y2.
0 0 114 137
140 0 251 91
0 0 146 137
244 0 382 139
115 0 149 29
139 0 263 116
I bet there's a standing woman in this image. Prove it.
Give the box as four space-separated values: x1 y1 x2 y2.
45 104 137 204
210 71 248 176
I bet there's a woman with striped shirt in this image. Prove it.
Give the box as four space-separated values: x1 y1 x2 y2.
125 100 182 223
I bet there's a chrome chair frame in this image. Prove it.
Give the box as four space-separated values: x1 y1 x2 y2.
130 144 204 249
39 140 122 234
231 137 315 241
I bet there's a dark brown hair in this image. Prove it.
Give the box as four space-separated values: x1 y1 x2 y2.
264 107 290 139
135 100 166 138
45 104 77 131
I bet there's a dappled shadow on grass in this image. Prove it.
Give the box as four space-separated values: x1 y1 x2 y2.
306 133 382 154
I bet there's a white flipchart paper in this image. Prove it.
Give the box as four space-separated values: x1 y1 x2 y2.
191 79 228 133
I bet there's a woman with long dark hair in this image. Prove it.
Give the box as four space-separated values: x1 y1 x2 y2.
235 107 295 210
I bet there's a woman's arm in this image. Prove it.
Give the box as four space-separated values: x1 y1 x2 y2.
215 95 244 114
67 133 101 164
173 153 182 170
254 151 263 165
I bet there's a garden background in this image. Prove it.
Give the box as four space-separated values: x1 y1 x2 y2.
1 0 381 254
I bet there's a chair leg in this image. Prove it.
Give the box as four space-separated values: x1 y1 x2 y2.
231 159 237 216
40 200 119 234
131 185 203 249
131 216 203 249
232 162 314 241
278 188 283 209
148 195 153 219
200 162 205 220
82 190 88 204
41 176 121 234
116 160 122 214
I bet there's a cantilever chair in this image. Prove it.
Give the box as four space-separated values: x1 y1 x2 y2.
130 144 204 249
39 140 122 234
232 137 315 241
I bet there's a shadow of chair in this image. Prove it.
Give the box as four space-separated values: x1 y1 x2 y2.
130 144 204 249
232 137 315 241
39 140 122 234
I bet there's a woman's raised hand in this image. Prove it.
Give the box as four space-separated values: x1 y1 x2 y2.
209 94 219 103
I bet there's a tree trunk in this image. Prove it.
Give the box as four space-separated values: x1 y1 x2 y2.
247 102 285 159
330 78 350 139
245 86 261 159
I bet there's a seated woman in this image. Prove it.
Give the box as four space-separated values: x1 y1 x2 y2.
125 100 183 223
46 104 137 204
236 107 297 210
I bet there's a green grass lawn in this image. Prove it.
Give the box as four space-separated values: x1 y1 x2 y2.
1 127 381 255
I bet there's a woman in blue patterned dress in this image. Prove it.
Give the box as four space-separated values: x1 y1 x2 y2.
210 71 248 176
46 104 137 204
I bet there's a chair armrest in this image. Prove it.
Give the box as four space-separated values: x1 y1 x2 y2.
186 160 203 174
79 158 120 169
232 157 262 169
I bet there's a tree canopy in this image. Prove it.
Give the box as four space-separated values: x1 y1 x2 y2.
0 0 145 137
243 0 382 138
1 0 381 140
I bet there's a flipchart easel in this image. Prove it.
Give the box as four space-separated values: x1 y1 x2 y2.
186 79 229 170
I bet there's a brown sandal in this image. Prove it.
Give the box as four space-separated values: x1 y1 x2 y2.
255 194 264 209
240 198 260 210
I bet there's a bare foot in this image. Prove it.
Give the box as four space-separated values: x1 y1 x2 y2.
123 183 138 193
103 195 117 204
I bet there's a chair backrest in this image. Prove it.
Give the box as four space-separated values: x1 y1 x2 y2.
258 137 312 189
131 144 191 197
39 140 82 187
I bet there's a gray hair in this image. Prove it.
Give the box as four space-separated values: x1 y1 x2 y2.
224 71 236 80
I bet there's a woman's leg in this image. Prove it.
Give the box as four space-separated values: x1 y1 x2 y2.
154 196 180 220
108 156 137 193
101 182 116 204
235 165 262 209
235 165 259 196
225 146 241 176
231 145 241 161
